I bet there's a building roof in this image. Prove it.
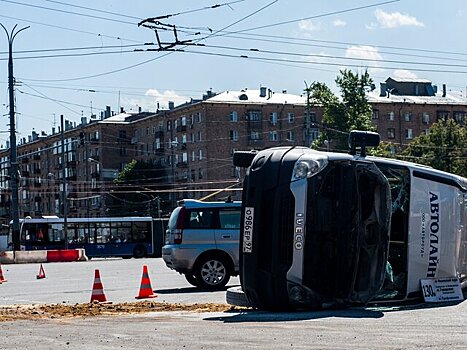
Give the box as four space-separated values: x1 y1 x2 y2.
367 90 467 106
387 77 432 84
206 89 306 105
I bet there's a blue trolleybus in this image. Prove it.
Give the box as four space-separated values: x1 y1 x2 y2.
8 216 167 258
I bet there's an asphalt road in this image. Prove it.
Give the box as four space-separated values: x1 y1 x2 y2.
1 258 466 349
0 257 239 305
1 301 466 349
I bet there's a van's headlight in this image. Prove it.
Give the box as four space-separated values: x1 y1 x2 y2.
293 158 327 179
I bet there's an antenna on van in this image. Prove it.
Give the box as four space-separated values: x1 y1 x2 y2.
348 130 380 157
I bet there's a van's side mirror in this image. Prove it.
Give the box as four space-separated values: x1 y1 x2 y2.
233 150 258 168
348 130 380 157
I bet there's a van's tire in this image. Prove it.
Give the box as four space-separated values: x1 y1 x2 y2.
226 286 251 307
194 255 231 290
133 245 147 259
184 273 201 287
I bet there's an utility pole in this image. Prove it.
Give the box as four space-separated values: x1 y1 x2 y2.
1 23 29 251
60 115 68 249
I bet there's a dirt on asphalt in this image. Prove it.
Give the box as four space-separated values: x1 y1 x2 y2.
0 301 248 322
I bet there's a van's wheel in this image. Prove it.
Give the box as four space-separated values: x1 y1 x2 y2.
194 255 231 290
226 286 251 307
133 245 147 259
184 273 201 287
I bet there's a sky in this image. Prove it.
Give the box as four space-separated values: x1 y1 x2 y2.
0 0 466 146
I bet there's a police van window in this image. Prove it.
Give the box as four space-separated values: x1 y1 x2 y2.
219 210 241 229
187 209 213 228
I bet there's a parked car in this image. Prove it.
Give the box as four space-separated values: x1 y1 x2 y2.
229 131 467 310
162 199 241 290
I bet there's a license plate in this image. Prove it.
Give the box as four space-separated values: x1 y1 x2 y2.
243 207 254 253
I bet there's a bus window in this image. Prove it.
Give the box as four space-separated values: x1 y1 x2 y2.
96 223 111 243
133 222 150 242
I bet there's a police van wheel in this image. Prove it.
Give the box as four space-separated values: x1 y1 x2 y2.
226 286 251 307
194 255 230 290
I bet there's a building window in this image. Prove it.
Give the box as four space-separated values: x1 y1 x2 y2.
250 131 261 140
248 111 262 121
405 128 413 139
197 131 202 141
197 112 202 123
155 138 161 150
437 111 449 121
181 115 187 126
191 151 195 162
308 111 316 122
287 112 295 123
387 111 395 121
372 109 379 120
230 111 238 122
198 168 203 179
387 128 395 139
199 149 203 160
453 111 465 123
269 131 278 141
287 131 295 141
404 111 413 122
190 133 195 143
167 120 172 131
422 112 430 124
269 112 278 125
231 166 240 178
230 130 239 141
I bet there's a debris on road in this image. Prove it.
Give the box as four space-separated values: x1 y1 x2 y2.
0 301 247 322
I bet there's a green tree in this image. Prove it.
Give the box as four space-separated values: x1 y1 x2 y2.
306 69 374 151
401 119 466 176
110 160 169 217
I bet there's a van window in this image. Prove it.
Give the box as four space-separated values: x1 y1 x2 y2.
219 210 241 229
187 209 214 229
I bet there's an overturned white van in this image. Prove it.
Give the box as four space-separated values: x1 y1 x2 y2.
231 131 466 310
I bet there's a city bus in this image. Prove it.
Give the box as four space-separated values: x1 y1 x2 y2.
8 216 168 258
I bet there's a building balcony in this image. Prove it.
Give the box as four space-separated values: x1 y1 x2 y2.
176 125 187 132
91 172 100 179
21 157 29 164
67 160 77 167
176 161 188 168
33 168 41 174
21 170 30 177
66 175 77 181
33 181 41 188
154 130 164 138
33 154 41 160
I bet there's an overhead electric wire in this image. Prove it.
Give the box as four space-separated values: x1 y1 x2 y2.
208 0 400 34
18 0 278 82
178 49 467 75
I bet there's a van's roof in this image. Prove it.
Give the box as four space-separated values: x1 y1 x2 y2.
178 199 241 208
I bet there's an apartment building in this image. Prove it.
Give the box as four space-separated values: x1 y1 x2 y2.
0 78 464 225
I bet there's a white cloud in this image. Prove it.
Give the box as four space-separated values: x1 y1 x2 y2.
393 69 418 79
333 19 346 27
345 45 385 75
298 20 321 32
145 89 188 108
121 90 188 112
345 45 383 61
374 9 424 28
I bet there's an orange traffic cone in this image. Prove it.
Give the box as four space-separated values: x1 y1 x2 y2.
135 265 157 299
36 264 46 279
0 263 7 283
90 269 110 303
